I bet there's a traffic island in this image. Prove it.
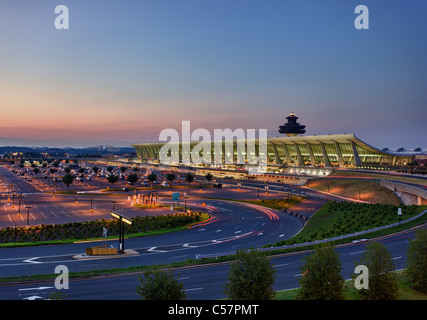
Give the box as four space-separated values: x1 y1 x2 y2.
85 245 117 255
73 248 139 260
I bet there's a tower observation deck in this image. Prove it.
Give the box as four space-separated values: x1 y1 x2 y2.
278 113 306 136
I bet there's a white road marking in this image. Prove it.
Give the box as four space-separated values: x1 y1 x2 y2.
23 257 42 264
147 247 166 253
185 287 204 292
19 286 54 291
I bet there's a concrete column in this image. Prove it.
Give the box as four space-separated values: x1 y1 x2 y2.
305 141 316 165
293 143 304 166
271 143 283 165
281 143 292 164
318 141 331 167
333 141 345 167
349 140 362 166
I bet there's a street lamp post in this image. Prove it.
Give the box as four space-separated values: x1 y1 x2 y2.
25 206 31 227
18 194 24 214
111 211 133 254
12 191 16 209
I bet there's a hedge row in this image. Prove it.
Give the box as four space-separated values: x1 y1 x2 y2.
0 212 202 243
276 202 421 246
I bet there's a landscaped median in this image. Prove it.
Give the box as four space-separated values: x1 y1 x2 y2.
273 202 427 246
0 212 210 248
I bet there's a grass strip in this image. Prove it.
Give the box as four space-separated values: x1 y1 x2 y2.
273 270 427 300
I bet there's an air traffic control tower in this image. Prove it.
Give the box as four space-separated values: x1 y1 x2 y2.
278 113 306 136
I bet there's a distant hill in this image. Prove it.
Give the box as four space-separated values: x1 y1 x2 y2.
0 146 136 158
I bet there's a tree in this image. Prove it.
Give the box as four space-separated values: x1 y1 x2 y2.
62 173 74 189
223 249 276 300
147 173 157 189
127 173 139 186
205 173 213 183
185 173 194 195
166 173 176 190
107 166 114 173
136 268 186 300
354 241 398 300
296 244 344 300
92 166 99 174
107 174 119 187
406 229 427 293
120 166 127 173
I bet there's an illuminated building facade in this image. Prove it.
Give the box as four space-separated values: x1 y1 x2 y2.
132 133 424 168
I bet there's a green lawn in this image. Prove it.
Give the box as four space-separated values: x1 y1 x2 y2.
274 270 427 300
245 196 304 210
275 202 427 246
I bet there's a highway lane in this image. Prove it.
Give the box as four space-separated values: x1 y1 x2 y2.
0 225 422 300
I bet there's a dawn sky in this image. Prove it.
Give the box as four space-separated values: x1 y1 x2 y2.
0 0 426 148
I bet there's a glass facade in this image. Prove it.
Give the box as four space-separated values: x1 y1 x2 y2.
132 134 417 168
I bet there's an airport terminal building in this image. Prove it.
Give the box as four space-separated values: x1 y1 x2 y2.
132 114 425 169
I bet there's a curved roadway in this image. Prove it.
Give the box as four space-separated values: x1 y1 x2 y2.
0 198 303 276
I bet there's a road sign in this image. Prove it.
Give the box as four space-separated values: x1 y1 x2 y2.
172 192 180 201
103 227 108 238
398 208 402 216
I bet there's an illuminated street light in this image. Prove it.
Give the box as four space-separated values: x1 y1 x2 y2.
111 211 133 254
